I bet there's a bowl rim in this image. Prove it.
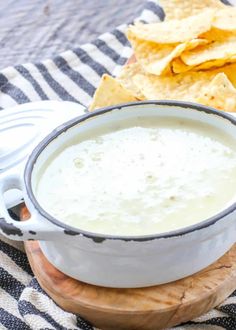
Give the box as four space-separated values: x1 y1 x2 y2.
24 100 236 242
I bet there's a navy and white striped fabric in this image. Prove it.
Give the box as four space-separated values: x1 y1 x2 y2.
1 1 236 329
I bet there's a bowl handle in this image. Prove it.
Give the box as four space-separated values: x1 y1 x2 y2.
0 172 64 241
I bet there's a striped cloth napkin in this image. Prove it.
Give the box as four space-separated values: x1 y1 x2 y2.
1 1 236 329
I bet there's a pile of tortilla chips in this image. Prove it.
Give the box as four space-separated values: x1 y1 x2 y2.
89 0 236 112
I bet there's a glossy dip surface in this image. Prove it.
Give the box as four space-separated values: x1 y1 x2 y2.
35 117 236 236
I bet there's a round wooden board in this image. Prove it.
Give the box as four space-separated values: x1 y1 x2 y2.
21 207 236 330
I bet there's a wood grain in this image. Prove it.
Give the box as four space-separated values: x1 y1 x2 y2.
126 54 136 65
0 0 144 70
21 206 236 330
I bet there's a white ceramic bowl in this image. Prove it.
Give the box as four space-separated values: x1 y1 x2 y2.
0 101 236 288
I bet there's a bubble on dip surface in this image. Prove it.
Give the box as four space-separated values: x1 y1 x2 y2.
35 117 236 236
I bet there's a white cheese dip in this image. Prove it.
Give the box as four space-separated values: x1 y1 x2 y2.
35 117 236 236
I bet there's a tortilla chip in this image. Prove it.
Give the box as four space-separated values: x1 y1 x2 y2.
200 30 228 43
132 63 236 105
133 72 211 102
198 57 236 70
127 30 208 76
128 11 214 44
89 74 139 111
171 58 194 74
221 63 236 87
181 36 236 67
173 57 236 74
127 31 175 76
196 73 236 112
200 28 236 42
158 0 225 21
117 63 146 100
213 7 236 31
